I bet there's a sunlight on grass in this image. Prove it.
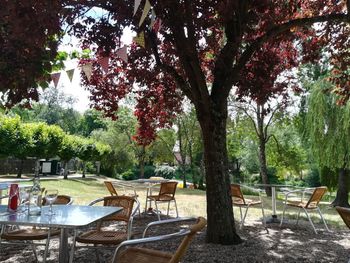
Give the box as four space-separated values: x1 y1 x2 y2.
7 177 348 230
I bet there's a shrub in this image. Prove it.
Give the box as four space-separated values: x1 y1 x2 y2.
121 169 136 181
132 165 156 179
304 169 321 187
154 165 176 179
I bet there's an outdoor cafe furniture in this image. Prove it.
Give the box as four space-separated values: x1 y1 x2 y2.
70 195 139 263
230 184 266 229
145 181 179 221
111 217 207 263
279 186 330 234
0 194 73 262
0 204 122 263
104 181 141 216
336 206 350 229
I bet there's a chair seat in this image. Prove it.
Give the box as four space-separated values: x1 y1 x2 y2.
76 230 128 245
147 194 174 201
117 247 173 263
232 198 261 206
286 200 317 209
1 228 60 241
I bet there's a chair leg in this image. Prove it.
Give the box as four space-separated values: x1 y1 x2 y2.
303 208 317 234
260 203 267 228
296 208 302 225
69 229 77 263
238 207 243 223
167 201 170 218
240 206 249 229
174 199 179 218
31 241 39 262
94 244 101 263
42 229 51 263
154 201 161 221
317 207 330 231
280 203 287 228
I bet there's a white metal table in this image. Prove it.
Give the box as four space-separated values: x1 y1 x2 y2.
0 204 122 262
132 178 169 215
255 184 292 223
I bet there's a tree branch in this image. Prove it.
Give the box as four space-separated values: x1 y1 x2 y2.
225 12 350 94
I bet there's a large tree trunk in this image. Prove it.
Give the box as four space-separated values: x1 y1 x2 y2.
332 168 350 207
138 145 146 179
17 159 24 178
257 105 271 196
258 137 271 196
63 161 69 180
197 102 241 245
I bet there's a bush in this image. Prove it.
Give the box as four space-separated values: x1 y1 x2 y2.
132 165 156 179
154 165 176 179
304 169 321 187
121 169 136 181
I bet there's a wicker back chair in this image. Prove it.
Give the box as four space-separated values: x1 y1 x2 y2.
105 181 119 196
69 195 139 263
336 206 350 229
146 182 179 220
280 186 329 234
111 217 207 263
230 184 266 229
42 194 73 206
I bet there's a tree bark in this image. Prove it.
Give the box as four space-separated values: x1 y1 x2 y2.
331 168 350 207
82 162 86 178
197 102 242 245
17 159 24 178
63 161 68 180
257 106 272 196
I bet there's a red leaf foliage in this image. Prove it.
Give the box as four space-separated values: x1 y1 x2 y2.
0 0 62 106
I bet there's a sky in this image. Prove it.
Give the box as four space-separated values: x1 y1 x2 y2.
53 24 134 113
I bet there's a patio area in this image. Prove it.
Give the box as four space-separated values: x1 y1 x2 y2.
1 214 349 263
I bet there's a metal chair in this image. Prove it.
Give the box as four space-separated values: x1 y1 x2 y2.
70 195 140 263
336 206 350 229
43 194 73 206
105 181 119 196
145 181 179 221
111 217 206 263
280 186 330 234
230 184 266 229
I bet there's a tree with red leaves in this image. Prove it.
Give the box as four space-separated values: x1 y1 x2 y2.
2 0 350 245
0 1 63 107
66 1 350 245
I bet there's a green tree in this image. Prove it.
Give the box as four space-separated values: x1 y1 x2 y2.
58 135 81 179
306 79 350 207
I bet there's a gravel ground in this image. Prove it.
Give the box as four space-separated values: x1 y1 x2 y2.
1 215 349 263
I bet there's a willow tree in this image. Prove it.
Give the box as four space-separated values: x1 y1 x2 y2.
307 79 350 207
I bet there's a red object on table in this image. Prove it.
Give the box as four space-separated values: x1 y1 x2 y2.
8 184 19 212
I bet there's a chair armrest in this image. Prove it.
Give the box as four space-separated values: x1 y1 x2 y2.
142 217 195 238
88 197 105 206
111 229 190 263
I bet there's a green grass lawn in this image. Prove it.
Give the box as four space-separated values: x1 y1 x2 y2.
3 176 348 230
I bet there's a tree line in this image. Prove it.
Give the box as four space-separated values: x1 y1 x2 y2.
0 115 111 179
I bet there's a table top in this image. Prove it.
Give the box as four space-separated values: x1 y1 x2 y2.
134 178 169 184
0 205 122 228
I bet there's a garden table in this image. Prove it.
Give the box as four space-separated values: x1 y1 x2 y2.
132 178 169 215
0 204 122 263
255 183 296 223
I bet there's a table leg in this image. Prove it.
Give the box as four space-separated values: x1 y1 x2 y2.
59 228 69 263
266 186 280 223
